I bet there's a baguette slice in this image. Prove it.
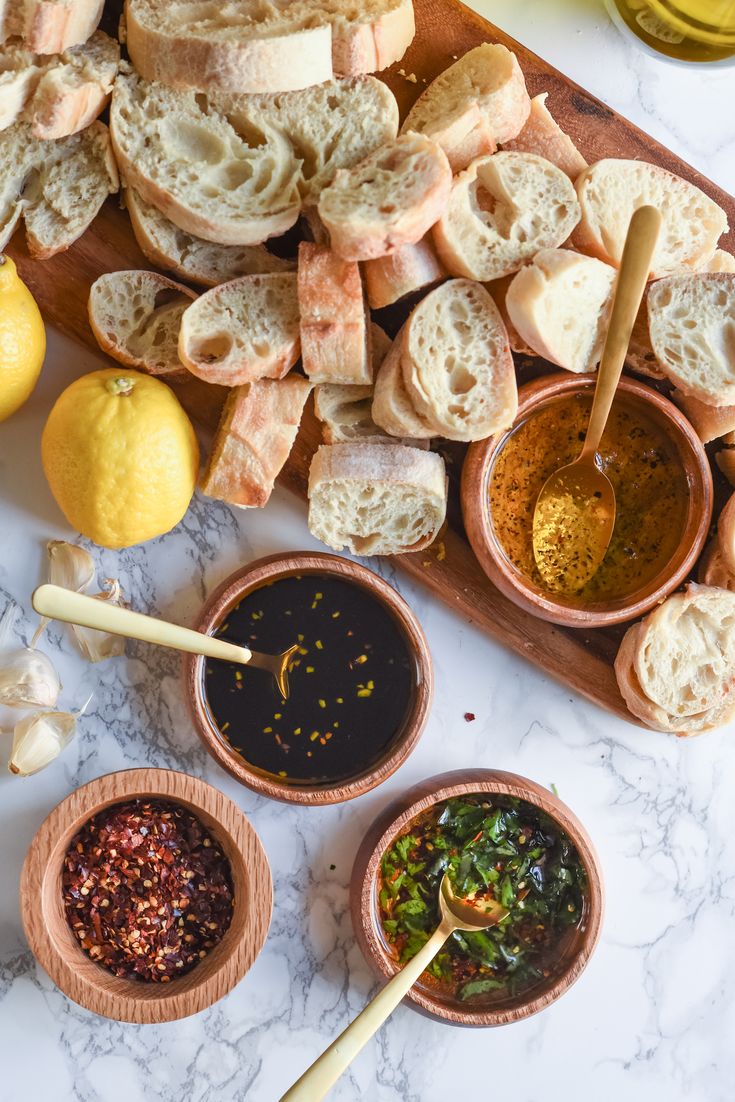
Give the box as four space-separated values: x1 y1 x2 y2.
363 236 445 309
647 273 735 405
126 0 414 95
717 490 735 574
575 160 728 278
506 249 616 374
486 275 534 357
200 376 312 508
717 448 735 484
698 539 735 591
0 119 118 257
672 390 735 444
178 273 300 386
370 321 392 369
318 131 452 261
433 152 581 283
402 279 517 441
313 383 428 448
297 241 370 384
307 442 447 555
401 44 530 171
0 0 104 54
124 187 295 288
372 329 437 439
89 270 195 379
502 93 587 180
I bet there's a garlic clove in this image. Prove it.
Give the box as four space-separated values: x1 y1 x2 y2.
72 579 126 662
47 541 95 593
0 601 61 708
8 709 76 776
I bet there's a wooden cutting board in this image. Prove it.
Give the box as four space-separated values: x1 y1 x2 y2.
10 0 735 727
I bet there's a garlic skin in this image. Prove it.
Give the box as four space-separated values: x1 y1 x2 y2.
73 579 126 662
47 541 95 594
0 604 61 709
8 710 76 776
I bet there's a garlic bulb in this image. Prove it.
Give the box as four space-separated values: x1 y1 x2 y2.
73 579 126 662
8 709 76 776
0 604 60 709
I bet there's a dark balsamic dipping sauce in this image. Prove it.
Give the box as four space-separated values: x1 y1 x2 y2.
202 573 417 785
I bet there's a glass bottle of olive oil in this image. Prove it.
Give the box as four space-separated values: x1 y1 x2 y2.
610 0 735 60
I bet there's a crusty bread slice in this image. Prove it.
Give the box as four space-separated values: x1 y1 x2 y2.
402 278 517 441
433 152 581 283
200 376 312 508
297 241 370 385
0 0 103 54
717 447 735 485
363 236 445 309
401 44 530 171
88 270 195 380
124 187 295 288
486 275 534 356
307 442 447 555
502 93 587 180
370 321 392 369
0 119 118 257
698 539 735 591
318 132 452 261
625 300 663 379
672 390 735 444
575 160 728 278
506 249 616 374
313 383 429 448
647 273 735 405
126 0 414 95
372 329 438 439
178 273 300 386
717 490 735 575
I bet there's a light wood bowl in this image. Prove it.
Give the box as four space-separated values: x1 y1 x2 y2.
185 552 433 806
20 768 272 1023
462 373 713 629
351 769 604 1027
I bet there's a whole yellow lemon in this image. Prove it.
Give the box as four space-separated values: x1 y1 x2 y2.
0 255 46 423
42 369 200 548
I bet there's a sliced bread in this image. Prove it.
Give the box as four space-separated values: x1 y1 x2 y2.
433 152 581 283
313 383 429 448
363 236 446 309
574 160 728 278
0 119 118 257
178 273 300 386
486 275 534 357
717 490 735 574
200 376 312 509
672 390 735 444
372 329 437 439
502 93 587 180
698 539 735 591
505 249 616 374
401 44 530 171
402 279 517 441
0 0 104 54
307 442 447 555
717 448 735 485
647 273 735 405
297 241 370 385
88 271 195 380
317 131 452 261
707 249 735 274
370 321 392 369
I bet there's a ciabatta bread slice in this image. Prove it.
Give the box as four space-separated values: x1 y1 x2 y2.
178 273 300 386
363 236 445 309
372 329 437 439
0 0 103 54
402 279 517 441
698 539 735 591
433 152 581 283
574 160 728 278
502 93 587 180
506 249 616 374
126 0 414 95
297 241 370 384
200 376 312 508
89 270 195 380
0 119 117 257
672 390 735 444
308 442 447 555
401 44 530 172
647 273 735 405
318 132 452 261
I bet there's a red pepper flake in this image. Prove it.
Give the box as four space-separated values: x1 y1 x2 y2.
464 712 476 722
62 800 234 983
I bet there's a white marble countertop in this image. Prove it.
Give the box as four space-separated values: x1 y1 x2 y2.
2 3 735 1100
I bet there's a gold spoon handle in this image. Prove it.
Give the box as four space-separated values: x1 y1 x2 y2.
581 204 662 460
279 919 453 1102
31 584 253 665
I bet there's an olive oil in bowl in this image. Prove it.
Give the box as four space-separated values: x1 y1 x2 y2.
609 0 735 61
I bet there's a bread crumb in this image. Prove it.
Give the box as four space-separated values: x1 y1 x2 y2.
406 73 417 83
398 68 406 76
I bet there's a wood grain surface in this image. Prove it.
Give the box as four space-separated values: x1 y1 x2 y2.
20 768 273 1023
8 0 734 726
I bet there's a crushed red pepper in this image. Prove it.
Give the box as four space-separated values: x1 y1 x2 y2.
62 799 234 983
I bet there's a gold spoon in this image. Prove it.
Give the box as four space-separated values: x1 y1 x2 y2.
279 874 509 1102
532 204 663 595
31 584 299 699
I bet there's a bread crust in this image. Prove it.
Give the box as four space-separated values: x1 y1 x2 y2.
331 0 415 76
297 241 371 385
672 389 735 444
363 236 445 309
371 329 437 439
502 93 587 180
4 0 105 54
698 539 735 591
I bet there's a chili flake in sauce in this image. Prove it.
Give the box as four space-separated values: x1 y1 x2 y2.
62 800 234 982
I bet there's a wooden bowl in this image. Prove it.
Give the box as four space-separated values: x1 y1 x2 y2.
462 373 713 628
20 768 272 1024
185 551 433 805
351 769 604 1027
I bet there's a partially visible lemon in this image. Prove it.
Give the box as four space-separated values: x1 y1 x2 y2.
0 255 46 423
42 369 200 548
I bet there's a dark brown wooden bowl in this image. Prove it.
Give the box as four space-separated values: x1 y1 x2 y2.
462 373 713 629
352 769 604 1027
185 551 433 805
20 768 272 1023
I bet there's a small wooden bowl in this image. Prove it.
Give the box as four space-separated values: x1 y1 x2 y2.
462 373 713 628
20 768 272 1024
352 769 604 1027
185 551 433 806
